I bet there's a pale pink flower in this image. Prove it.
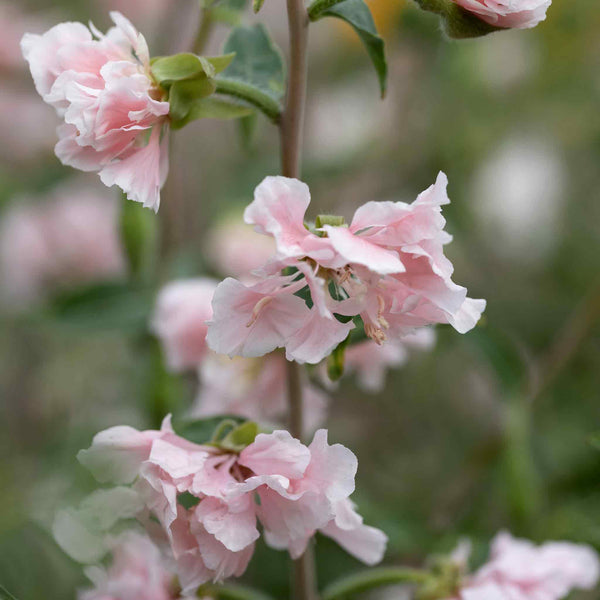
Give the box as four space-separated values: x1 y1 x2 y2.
452 0 551 29
21 12 169 211
205 219 276 279
74 419 386 593
451 532 599 600
151 279 218 371
207 173 485 364
0 183 125 307
78 532 177 600
192 352 327 432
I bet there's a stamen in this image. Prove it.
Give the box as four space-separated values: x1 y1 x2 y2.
246 296 273 327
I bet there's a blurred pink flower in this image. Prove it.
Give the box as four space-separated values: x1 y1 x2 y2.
21 12 169 211
452 0 551 29
151 279 218 371
192 352 327 432
75 419 386 593
79 532 177 600
207 173 485 364
0 183 125 307
0 90 57 161
206 219 276 279
452 531 599 600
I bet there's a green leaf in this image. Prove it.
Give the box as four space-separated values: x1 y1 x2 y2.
171 97 253 129
211 0 248 25
237 111 259 149
322 567 430 600
47 282 153 332
0 585 19 600
411 0 502 38
253 0 266 12
216 23 285 121
308 0 387 98
169 77 217 122
173 415 246 445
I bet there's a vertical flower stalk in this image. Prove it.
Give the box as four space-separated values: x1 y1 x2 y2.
280 1 316 599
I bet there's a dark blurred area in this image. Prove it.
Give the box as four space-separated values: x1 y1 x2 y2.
1 0 599 598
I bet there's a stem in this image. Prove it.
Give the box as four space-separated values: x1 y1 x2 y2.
280 1 315 599
281 0 309 179
194 7 214 54
321 567 429 600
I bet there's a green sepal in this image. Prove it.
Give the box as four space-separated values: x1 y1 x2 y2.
309 0 387 98
168 77 217 122
316 214 346 228
327 335 350 382
412 0 502 38
173 415 246 445
220 421 260 452
150 52 235 87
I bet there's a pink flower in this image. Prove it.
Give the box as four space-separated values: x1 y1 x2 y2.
452 532 599 600
21 12 169 211
451 0 551 29
151 279 218 371
207 174 484 364
78 532 177 600
192 352 327 433
0 182 125 307
74 419 387 593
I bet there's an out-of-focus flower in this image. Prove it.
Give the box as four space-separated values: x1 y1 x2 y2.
151 279 218 371
78 531 177 600
321 328 436 393
21 12 169 211
64 419 386 594
471 136 566 266
452 0 551 29
0 90 57 161
449 532 599 599
207 174 485 365
0 183 125 307
205 219 276 279
192 353 327 432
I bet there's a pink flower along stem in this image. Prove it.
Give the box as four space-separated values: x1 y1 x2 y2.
279 1 317 599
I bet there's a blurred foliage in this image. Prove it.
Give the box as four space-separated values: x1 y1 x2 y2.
1 0 600 599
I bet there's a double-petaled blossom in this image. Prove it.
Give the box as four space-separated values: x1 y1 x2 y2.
21 12 169 211
207 173 485 364
0 183 125 307
78 532 178 600
452 0 551 29
68 418 386 594
152 279 327 431
449 532 599 600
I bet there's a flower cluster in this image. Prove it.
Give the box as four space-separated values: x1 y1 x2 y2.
452 0 552 30
21 12 169 211
207 173 485 364
62 418 386 594
451 532 599 599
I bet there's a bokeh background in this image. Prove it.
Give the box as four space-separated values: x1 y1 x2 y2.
1 0 599 598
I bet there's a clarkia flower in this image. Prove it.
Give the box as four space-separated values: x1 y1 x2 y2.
452 0 552 29
21 12 169 211
207 173 485 364
63 419 387 594
450 532 599 600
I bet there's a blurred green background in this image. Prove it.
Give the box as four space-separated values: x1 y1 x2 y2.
1 0 599 598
